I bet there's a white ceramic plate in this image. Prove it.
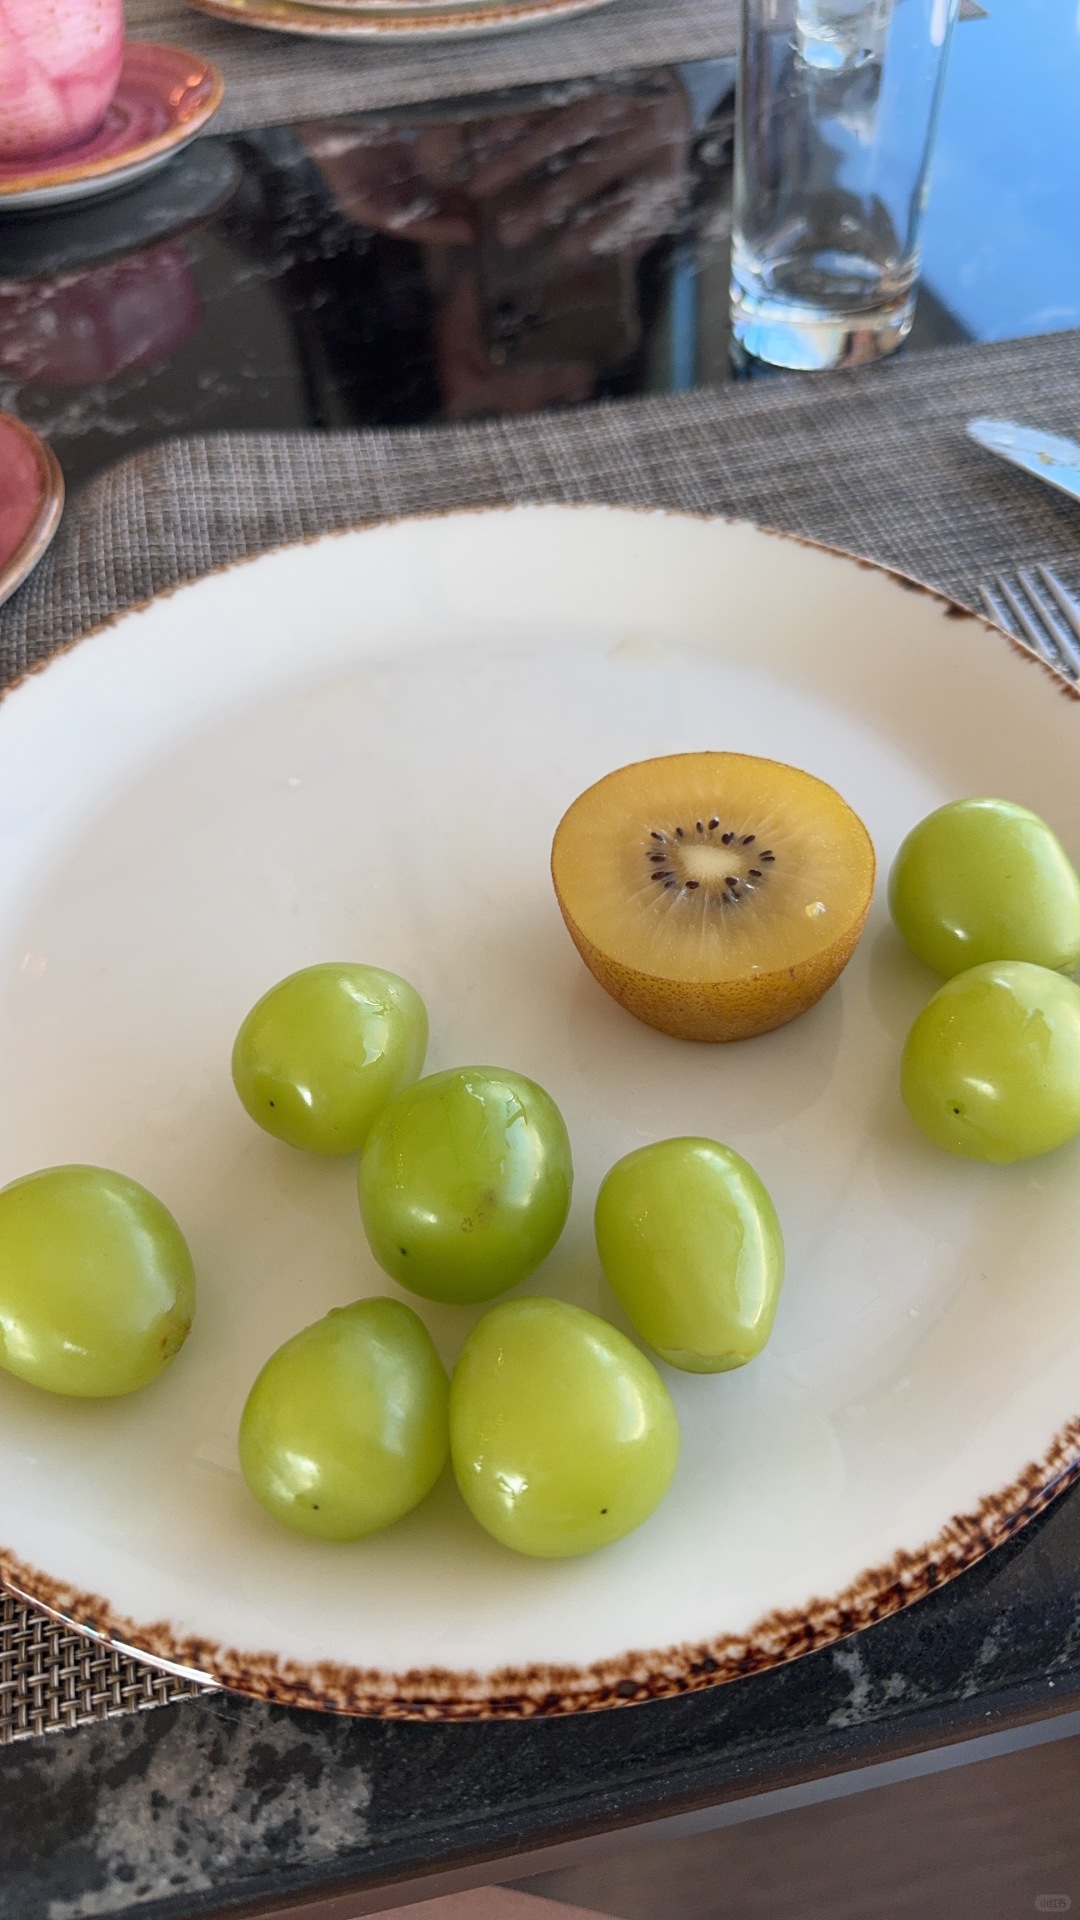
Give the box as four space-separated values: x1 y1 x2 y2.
186 0 614 40
1 505 1077 1719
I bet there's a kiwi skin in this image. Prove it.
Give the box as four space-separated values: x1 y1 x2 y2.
553 897 872 1042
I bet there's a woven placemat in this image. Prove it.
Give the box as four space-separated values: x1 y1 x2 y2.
2 324 1078 1746
4 327 1079 676
128 0 984 139
128 0 739 132
0 1594 207 1744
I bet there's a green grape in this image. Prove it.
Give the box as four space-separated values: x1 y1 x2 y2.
239 1297 448 1541
232 963 428 1155
889 798 1080 977
901 961 1080 1162
0 1166 195 1398
595 1138 784 1372
357 1068 573 1305
450 1296 679 1558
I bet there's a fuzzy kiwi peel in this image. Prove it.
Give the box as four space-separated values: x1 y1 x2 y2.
551 751 875 1043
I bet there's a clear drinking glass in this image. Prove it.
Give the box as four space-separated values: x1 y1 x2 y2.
731 0 960 370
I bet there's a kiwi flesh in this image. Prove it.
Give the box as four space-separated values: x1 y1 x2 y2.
551 752 875 1042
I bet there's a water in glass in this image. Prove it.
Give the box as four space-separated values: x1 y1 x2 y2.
732 0 959 369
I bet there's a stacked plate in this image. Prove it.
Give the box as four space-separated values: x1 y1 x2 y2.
187 0 616 43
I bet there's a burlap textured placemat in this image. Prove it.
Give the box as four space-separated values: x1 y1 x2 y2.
2 324 1078 1744
128 0 739 132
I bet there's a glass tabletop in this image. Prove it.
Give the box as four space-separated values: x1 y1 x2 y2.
0 0 1076 488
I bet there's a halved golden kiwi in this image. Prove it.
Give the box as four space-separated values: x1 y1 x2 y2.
551 752 875 1042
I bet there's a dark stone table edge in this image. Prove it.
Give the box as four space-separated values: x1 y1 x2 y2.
92 1666 1080 1920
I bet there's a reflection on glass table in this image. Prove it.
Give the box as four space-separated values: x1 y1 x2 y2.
0 247 203 387
290 75 694 422
1 4 1077 487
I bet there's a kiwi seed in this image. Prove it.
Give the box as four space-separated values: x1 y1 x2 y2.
645 817 776 901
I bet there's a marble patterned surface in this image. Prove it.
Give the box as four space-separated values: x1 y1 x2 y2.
3 1478 1080 1920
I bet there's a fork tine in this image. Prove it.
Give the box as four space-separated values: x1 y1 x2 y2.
993 574 1062 669
979 583 1017 634
1035 566 1080 668
1017 568 1080 679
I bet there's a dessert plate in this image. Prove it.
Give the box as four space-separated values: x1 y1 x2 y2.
186 0 614 39
0 416 64 610
291 0 599 18
0 505 1077 1718
0 44 223 212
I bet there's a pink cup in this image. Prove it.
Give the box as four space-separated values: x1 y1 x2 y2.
0 0 125 163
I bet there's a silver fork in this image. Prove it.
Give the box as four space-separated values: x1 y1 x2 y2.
978 565 1080 682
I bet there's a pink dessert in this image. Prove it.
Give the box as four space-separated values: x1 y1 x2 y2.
0 0 124 163
0 44 224 190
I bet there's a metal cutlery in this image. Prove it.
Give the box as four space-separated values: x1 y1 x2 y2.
966 417 1080 509
977 564 1080 681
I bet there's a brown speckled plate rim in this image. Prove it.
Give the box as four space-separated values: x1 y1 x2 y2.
0 501 1076 1719
3 1421 1079 1719
0 417 64 612
294 0 592 18
185 0 617 39
0 46 224 199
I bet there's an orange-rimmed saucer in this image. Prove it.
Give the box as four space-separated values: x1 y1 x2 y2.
186 0 615 39
0 44 224 213
0 417 64 610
